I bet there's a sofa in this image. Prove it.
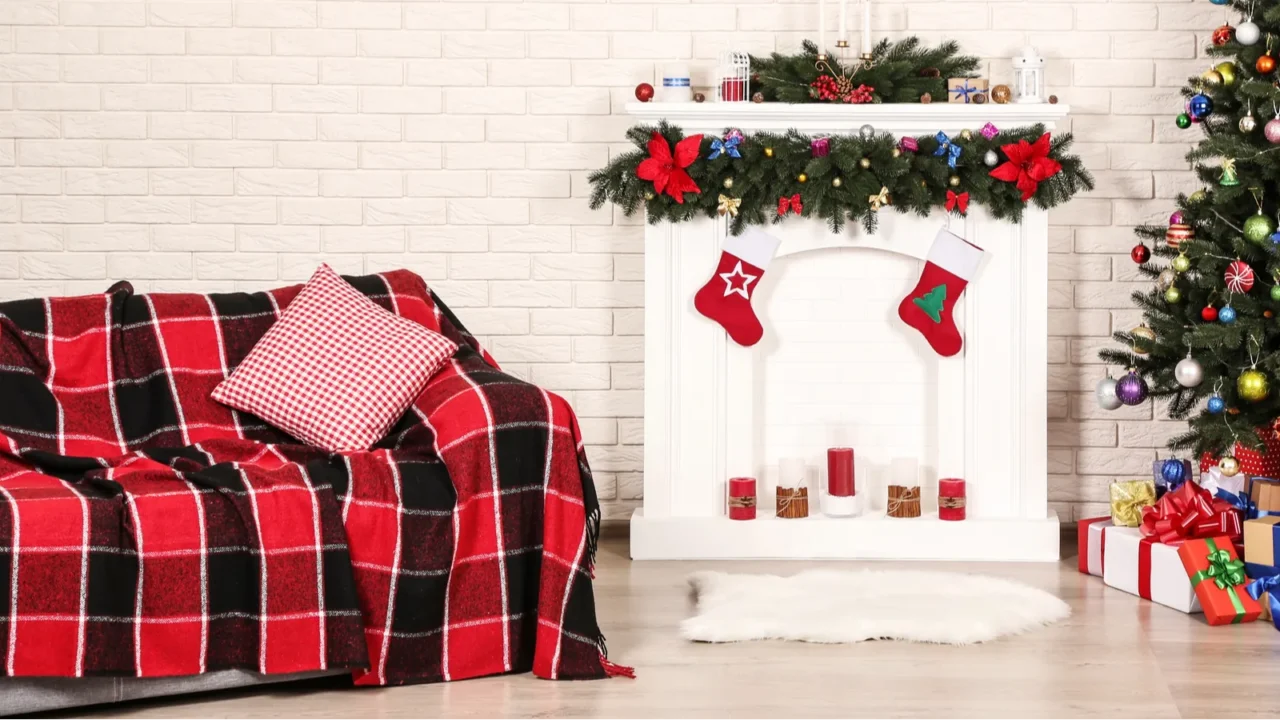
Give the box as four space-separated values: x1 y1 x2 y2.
0 270 619 715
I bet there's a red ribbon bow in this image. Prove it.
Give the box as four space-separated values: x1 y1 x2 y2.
988 132 1062 202
945 190 969 215
636 131 703 204
1139 481 1242 544
777 194 803 216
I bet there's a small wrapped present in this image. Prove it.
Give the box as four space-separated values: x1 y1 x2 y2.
1244 516 1280 566
1251 477 1280 517
1110 479 1156 527
1177 536 1262 625
947 78 988 104
1077 516 1111 577
1103 526 1201 613
1245 563 1280 625
1139 481 1242 543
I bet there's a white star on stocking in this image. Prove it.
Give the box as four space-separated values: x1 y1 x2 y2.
720 261 757 299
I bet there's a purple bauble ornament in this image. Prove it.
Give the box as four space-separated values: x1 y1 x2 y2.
1266 118 1280 144
1169 211 1184 225
1115 370 1149 406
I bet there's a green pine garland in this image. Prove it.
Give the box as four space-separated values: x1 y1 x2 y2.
588 122 1093 235
751 38 981 104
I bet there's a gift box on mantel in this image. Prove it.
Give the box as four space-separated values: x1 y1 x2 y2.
1103 526 1200 614
1077 516 1111 577
947 78 988 104
1177 536 1261 625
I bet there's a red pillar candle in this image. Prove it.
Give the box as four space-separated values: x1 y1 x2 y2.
939 478 966 521
728 477 757 520
827 448 854 497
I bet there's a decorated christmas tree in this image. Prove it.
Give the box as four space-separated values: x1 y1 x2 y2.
1098 6 1280 470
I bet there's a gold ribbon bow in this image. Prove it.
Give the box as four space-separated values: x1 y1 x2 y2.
1110 479 1156 527
868 186 890 211
717 193 741 217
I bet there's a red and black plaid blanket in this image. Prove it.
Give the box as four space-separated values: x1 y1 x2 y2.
0 270 623 684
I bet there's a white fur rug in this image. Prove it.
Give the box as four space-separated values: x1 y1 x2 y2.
683 569 1070 645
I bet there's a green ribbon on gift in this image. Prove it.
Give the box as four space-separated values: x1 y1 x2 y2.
1189 537 1249 622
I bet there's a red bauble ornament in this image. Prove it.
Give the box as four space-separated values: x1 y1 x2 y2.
1259 54 1277 74
1202 305 1219 322
635 82 654 102
1213 25 1233 47
1226 260 1256 293
1131 242 1151 264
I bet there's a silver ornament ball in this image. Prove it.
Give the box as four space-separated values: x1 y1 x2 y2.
1175 357 1204 388
858 123 875 139
983 150 999 167
1157 268 1177 291
1096 376 1123 411
1237 21 1262 46
1240 115 1258 133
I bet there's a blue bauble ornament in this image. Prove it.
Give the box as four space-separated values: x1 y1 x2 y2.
1271 230 1280 246
1208 395 1226 414
1160 458 1187 487
1188 94 1214 120
1219 306 1237 324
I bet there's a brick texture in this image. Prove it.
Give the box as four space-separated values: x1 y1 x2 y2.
0 1 1182 524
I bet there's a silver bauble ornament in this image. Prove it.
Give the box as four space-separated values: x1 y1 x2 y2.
1096 376 1123 411
1240 115 1258 133
1237 21 1262 46
983 150 999 167
1157 268 1177 291
1175 356 1204 388
858 124 875 139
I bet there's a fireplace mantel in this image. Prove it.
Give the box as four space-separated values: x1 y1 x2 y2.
628 103 1065 562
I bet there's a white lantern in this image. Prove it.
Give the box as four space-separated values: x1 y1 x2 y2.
716 50 751 103
1011 46 1045 104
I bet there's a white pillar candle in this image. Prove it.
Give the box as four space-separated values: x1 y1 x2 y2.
839 0 847 45
862 0 872 55
818 0 826 54
890 457 919 486
779 457 807 489
660 61 692 102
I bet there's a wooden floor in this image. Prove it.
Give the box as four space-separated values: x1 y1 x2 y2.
73 535 1280 719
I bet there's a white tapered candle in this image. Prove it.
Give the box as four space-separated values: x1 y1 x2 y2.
862 0 872 55
819 0 826 54
839 0 848 44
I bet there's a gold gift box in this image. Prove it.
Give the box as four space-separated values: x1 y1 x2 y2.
1110 479 1156 527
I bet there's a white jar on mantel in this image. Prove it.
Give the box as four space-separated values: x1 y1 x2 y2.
660 62 692 102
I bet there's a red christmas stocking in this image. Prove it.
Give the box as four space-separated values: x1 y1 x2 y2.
694 229 782 347
897 228 984 357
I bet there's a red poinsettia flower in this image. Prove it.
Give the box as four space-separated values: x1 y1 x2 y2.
636 132 704 203
988 132 1062 202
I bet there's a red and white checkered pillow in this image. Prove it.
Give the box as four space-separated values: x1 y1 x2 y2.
212 264 458 452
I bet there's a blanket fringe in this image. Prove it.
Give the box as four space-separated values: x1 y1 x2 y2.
599 654 635 679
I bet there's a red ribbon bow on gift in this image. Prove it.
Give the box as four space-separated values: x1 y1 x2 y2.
945 190 970 215
1139 481 1243 544
777 194 803 216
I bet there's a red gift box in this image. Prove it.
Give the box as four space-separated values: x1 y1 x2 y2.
727 477 756 520
1177 536 1262 625
1078 516 1110 576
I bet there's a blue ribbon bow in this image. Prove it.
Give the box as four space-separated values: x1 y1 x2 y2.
933 131 962 169
1246 574 1280 630
1214 488 1258 519
950 81 979 103
709 136 741 160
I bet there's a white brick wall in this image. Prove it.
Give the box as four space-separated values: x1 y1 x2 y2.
0 1 1196 523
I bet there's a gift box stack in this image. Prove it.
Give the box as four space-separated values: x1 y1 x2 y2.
1077 460 1276 628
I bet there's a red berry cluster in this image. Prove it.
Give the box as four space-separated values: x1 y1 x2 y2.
809 75 839 101
844 84 875 104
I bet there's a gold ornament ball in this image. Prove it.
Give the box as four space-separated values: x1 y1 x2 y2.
1202 69 1223 86
1220 456 1241 477
1239 368 1270 402
960 129 973 141
644 191 655 201
1131 326 1156 354
1172 254 1191 273
948 175 961 187
1165 286 1182 304
859 157 872 169
992 85 1012 104
722 177 734 189
797 173 808 183
832 177 843 188
763 147 774 158
892 148 901 158
1189 189 1208 203
1215 61 1237 86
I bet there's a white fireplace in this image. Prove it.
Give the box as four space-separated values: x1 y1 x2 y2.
628 102 1070 561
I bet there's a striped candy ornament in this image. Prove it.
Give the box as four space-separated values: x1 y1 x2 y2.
1226 260 1256 293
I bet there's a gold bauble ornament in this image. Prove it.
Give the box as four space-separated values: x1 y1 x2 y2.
1202 69 1223 86
1215 61 1237 87
859 157 872 169
948 175 961 187
1239 368 1270 402
892 148 901 158
960 129 973 141
1189 189 1208 203
644 191 655 201
1172 254 1191 273
1131 326 1156 354
832 177 843 187
764 147 774 158
1165 286 1182 303
797 173 808 183
991 85 1012 104
722 177 734 189
1220 456 1241 477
